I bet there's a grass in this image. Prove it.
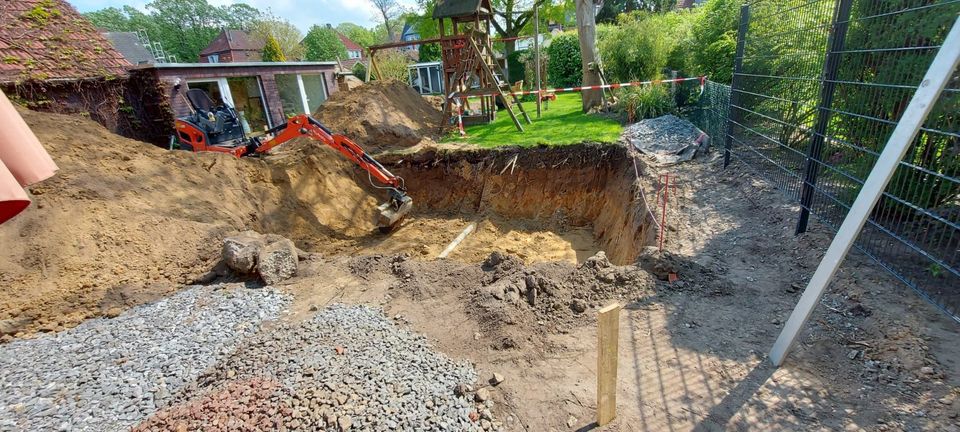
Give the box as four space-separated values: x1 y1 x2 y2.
441 93 623 148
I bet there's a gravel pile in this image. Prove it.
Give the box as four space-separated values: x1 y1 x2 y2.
622 114 707 165
174 304 496 431
0 285 289 432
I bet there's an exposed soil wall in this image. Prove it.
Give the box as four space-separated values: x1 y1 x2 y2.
382 144 656 265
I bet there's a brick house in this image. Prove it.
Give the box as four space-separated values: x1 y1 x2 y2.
134 61 339 136
199 30 264 63
337 32 364 70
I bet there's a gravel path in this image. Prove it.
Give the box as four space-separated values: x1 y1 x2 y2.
159 305 496 431
0 285 289 432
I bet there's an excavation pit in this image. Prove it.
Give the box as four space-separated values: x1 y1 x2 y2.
292 143 657 265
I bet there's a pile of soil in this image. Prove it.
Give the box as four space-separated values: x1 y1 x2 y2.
386 250 658 351
314 80 443 152
0 108 387 337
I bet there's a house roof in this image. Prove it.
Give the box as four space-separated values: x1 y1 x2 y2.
337 33 362 51
0 0 132 83
103 32 156 65
432 0 490 19
199 30 264 56
140 61 336 70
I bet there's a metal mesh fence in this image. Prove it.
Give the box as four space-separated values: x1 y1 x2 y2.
684 0 960 323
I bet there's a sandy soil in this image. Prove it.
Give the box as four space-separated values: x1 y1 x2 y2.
314 80 442 152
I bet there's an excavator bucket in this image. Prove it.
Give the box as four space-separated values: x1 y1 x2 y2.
376 194 413 233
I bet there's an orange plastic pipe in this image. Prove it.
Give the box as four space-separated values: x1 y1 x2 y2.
0 90 58 186
0 89 58 224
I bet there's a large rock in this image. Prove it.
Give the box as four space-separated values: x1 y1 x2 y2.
258 238 299 285
222 231 266 273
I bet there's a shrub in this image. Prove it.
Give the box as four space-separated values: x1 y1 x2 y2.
618 85 675 122
352 62 367 80
520 47 546 91
689 0 740 83
371 50 410 81
419 42 441 62
546 31 581 88
507 49 527 85
599 11 698 83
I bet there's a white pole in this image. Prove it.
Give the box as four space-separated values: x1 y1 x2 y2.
769 17 960 367
438 222 477 259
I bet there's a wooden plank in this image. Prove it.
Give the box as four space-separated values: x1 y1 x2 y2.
597 302 621 426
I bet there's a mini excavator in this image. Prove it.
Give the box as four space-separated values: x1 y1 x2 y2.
173 89 412 233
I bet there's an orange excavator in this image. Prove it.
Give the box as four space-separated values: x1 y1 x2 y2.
172 89 412 233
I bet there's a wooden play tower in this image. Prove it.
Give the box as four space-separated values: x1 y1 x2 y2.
433 0 531 132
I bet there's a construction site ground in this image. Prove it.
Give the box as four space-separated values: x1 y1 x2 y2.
0 83 958 431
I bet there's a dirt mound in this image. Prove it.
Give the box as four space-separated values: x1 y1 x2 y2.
390 250 657 351
0 108 384 337
314 80 442 152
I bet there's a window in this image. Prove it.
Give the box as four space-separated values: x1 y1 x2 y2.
187 76 271 133
348 50 361 59
407 63 443 95
207 54 220 63
276 73 328 117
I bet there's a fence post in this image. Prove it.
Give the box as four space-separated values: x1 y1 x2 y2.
723 4 750 168
795 0 854 234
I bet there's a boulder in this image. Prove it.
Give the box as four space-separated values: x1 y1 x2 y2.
258 238 299 285
222 231 266 273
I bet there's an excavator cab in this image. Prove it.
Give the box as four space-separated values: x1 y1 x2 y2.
175 89 246 152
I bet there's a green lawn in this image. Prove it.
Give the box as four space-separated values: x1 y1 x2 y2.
441 93 623 148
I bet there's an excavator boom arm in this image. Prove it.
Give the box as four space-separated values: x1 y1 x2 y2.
246 115 403 189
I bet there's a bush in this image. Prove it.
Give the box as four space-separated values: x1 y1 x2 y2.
352 62 367 80
507 49 527 85
371 50 410 81
618 85 675 122
419 42 441 62
599 11 698 83
546 31 581 88
520 47 546 91
689 0 740 83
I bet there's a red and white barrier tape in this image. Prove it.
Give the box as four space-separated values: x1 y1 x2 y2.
455 76 707 99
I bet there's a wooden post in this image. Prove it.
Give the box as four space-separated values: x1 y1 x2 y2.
534 4 542 118
769 17 960 366
597 302 621 426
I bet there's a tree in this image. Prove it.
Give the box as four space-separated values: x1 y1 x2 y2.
262 34 286 62
250 17 305 60
219 3 261 30
85 0 266 62
337 23 379 48
302 25 348 61
490 0 550 78
370 0 402 42
575 0 602 111
419 43 441 62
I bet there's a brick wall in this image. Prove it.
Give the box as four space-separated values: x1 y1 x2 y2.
152 64 337 128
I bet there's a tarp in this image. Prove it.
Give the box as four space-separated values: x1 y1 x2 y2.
622 114 709 166
0 90 58 224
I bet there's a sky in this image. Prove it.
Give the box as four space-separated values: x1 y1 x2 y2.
66 0 416 32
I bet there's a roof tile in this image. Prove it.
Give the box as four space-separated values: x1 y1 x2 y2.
0 0 131 83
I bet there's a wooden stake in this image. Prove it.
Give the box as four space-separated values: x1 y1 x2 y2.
597 302 621 426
